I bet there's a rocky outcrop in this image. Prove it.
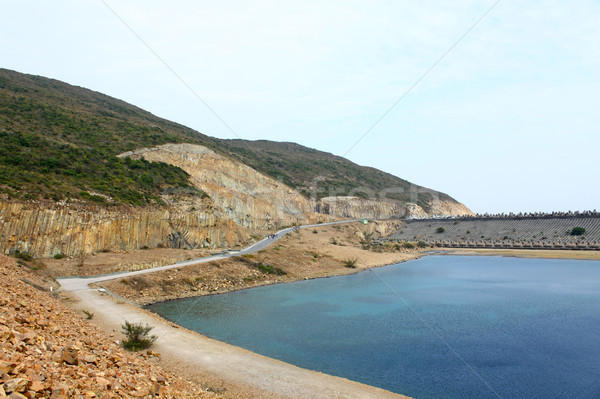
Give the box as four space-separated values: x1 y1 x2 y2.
0 200 249 258
404 200 474 219
0 143 472 258
0 255 218 398
120 144 330 230
315 197 407 219
121 144 473 223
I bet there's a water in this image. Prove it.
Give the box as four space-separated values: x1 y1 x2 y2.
147 256 600 398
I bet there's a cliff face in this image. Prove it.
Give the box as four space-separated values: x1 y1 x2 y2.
120 144 330 230
122 144 474 223
0 143 473 258
314 196 473 220
405 199 474 219
0 199 249 258
315 197 407 220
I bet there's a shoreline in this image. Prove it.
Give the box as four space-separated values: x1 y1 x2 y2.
59 228 599 398
66 281 411 399
58 221 416 398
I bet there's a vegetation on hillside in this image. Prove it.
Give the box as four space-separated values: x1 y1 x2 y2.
0 68 459 210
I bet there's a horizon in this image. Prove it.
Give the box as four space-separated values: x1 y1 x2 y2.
2 1 598 214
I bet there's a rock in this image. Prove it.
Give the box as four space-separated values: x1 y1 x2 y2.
0 361 16 374
82 354 97 364
29 380 45 392
3 378 29 393
94 377 110 389
59 346 79 365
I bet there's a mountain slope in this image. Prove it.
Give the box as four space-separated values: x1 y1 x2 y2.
0 68 469 215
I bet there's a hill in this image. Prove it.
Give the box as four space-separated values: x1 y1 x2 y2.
0 68 465 213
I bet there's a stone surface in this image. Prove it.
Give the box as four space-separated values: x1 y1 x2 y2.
0 255 219 398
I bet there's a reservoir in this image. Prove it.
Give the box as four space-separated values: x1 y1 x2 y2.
148 255 600 398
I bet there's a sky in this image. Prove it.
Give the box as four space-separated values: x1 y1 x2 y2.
2 0 599 214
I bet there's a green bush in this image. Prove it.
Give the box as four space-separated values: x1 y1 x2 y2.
13 250 32 261
121 321 157 351
417 241 428 248
436 227 445 233
342 258 358 268
257 263 286 275
53 253 65 259
570 227 586 236
403 242 415 249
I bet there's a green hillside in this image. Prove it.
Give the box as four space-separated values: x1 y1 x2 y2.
0 68 457 210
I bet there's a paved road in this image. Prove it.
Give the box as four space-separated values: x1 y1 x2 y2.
57 219 359 291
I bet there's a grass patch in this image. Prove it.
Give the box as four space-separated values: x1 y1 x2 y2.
256 262 286 276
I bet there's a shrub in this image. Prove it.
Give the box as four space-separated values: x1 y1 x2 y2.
436 227 445 233
570 227 586 236
53 253 65 259
417 241 428 248
403 242 415 249
13 250 32 261
342 258 358 268
257 263 286 275
121 321 157 351
82 310 94 320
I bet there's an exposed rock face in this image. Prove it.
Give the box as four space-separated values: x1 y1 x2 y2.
404 200 474 219
315 197 408 220
120 143 329 230
0 142 472 257
0 200 249 258
122 144 473 222
0 255 217 398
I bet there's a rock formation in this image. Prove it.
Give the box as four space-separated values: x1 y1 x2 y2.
0 199 249 258
0 143 473 257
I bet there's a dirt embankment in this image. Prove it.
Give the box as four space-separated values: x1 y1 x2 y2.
103 222 422 305
0 255 220 398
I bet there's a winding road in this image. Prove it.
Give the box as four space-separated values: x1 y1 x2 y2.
57 219 359 291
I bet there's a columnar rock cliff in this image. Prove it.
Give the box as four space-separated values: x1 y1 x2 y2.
0 200 249 258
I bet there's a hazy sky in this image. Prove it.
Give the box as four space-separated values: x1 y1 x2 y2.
2 1 599 214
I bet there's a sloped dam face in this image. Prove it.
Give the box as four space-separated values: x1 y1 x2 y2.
148 255 600 399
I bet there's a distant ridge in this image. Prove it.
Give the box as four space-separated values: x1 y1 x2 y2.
0 68 469 214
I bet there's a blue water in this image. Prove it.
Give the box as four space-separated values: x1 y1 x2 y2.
147 256 600 398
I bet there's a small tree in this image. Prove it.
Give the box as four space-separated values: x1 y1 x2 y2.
570 227 586 236
121 321 157 351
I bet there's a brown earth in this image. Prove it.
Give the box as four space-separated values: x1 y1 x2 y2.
41 247 217 278
103 221 422 305
0 255 221 398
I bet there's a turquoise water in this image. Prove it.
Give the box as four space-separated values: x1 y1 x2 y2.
147 256 600 398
